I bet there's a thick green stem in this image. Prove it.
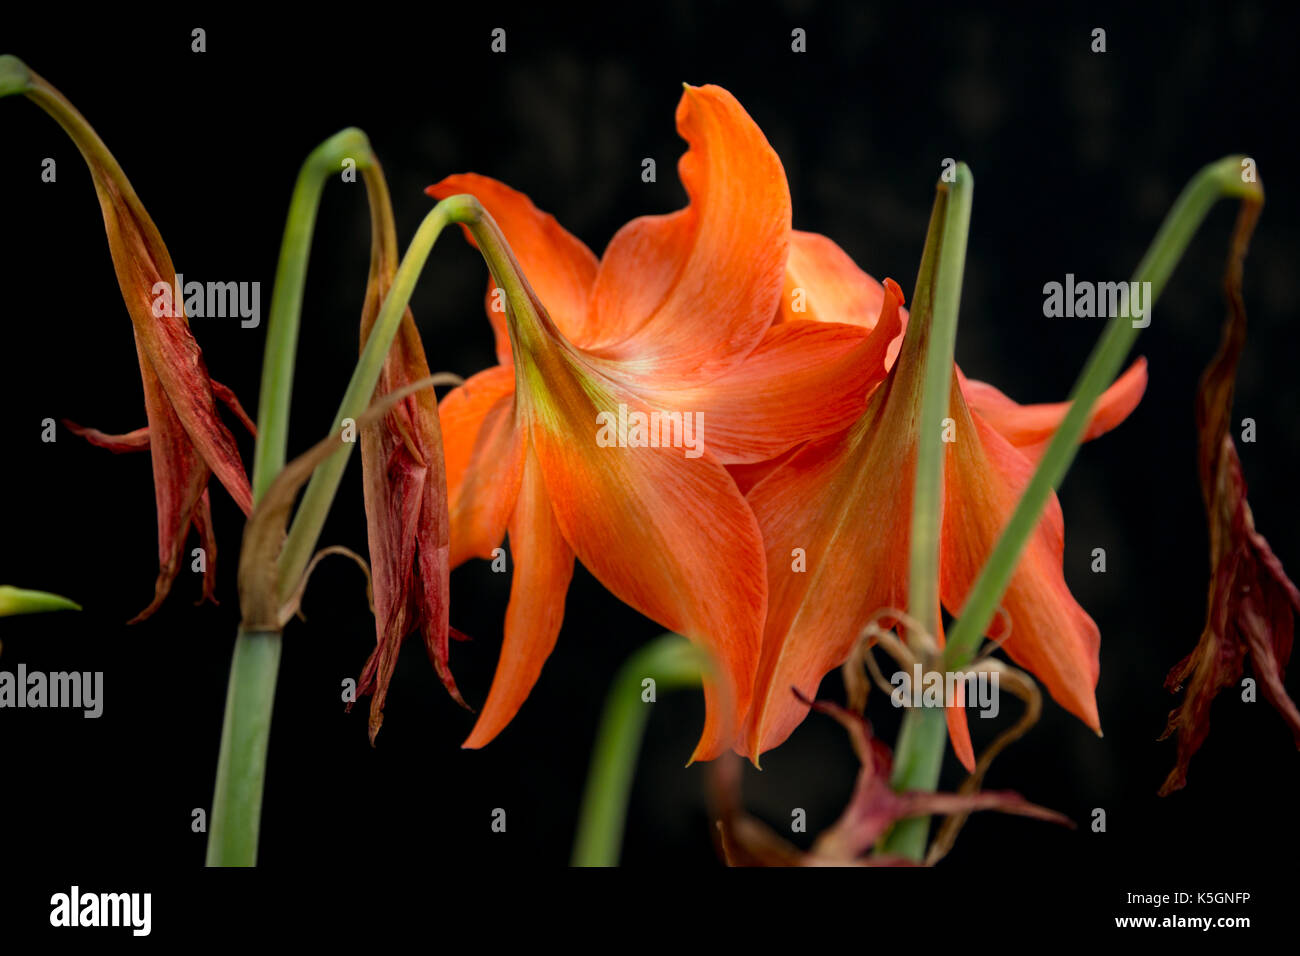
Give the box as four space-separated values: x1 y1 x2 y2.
206 131 378 868
878 164 974 860
571 635 704 867
206 628 282 866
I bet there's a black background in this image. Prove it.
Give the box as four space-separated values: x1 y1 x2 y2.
1 0 1297 932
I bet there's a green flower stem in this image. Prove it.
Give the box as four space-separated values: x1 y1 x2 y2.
883 155 1260 864
0 56 127 193
878 164 974 860
252 128 378 504
572 635 705 867
210 123 476 863
908 166 975 647
207 131 378 867
205 627 282 866
0 586 80 616
942 156 1261 669
275 193 482 598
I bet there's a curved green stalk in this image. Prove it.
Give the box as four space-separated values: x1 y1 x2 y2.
884 155 1261 864
208 131 477 863
253 128 377 503
275 193 482 598
942 156 1261 669
572 634 705 867
878 164 974 860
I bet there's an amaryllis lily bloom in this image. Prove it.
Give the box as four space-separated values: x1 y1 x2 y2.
354 168 466 741
1 60 253 620
743 263 1148 766
429 84 882 759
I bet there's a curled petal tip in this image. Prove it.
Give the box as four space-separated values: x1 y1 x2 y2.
882 276 906 306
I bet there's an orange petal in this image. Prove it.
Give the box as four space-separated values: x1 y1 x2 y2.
647 279 904 465
727 447 798 497
777 230 908 365
463 446 574 749
931 614 976 773
584 84 791 386
426 173 599 359
439 365 525 569
941 397 1102 732
960 358 1148 464
742 394 914 757
518 353 766 760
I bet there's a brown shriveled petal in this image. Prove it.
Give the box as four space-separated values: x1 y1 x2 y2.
1160 198 1300 795
13 66 255 620
709 752 808 867
356 164 467 744
840 608 923 714
282 545 375 625
709 690 1069 867
804 696 1071 864
237 374 463 634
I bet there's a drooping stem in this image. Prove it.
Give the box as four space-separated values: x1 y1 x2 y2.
877 164 974 860
252 128 378 503
276 193 482 598
208 128 478 863
941 156 1262 669
884 155 1261 864
572 635 704 867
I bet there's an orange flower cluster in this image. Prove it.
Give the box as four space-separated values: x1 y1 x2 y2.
425 85 1146 763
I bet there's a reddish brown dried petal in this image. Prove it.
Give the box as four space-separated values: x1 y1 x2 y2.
354 167 462 740
128 334 214 623
712 694 1069 867
806 698 1070 861
18 68 254 619
1160 199 1300 795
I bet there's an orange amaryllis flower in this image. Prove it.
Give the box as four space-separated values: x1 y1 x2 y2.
743 262 1148 766
353 166 466 741
1 60 253 621
428 84 880 759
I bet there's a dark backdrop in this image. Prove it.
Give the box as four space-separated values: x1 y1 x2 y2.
1 0 1297 917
